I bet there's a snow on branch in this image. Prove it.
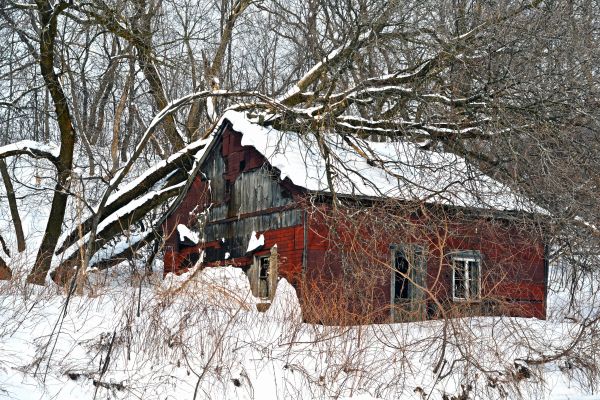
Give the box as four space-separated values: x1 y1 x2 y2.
56 182 186 267
364 59 437 87
107 89 282 198
279 28 379 107
55 138 210 255
0 140 59 161
88 229 155 270
334 116 489 139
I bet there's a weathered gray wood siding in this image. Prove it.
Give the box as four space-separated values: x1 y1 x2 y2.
199 141 302 260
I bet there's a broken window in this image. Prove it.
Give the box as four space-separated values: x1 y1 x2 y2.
258 255 269 279
255 255 271 298
390 244 426 322
393 250 411 301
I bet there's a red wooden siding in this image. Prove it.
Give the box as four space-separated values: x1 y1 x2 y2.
300 205 546 323
222 126 268 183
163 177 211 274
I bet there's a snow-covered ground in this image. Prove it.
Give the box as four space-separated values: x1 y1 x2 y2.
0 261 598 400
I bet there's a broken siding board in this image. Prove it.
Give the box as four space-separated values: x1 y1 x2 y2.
198 131 297 227
205 210 302 239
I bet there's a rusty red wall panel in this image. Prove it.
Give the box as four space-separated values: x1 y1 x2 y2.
167 225 305 282
426 221 545 318
221 126 269 183
163 176 210 249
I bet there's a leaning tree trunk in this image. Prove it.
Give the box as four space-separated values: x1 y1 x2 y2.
26 0 76 285
132 3 185 151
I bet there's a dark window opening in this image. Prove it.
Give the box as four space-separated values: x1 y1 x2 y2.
394 251 410 301
259 256 269 279
390 245 427 321
182 251 201 269
256 255 270 298
239 159 246 172
468 261 480 297
454 260 466 298
427 301 437 319
203 247 221 263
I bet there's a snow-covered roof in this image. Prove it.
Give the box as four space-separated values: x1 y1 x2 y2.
217 110 537 212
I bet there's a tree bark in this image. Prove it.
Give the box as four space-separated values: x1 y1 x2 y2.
0 160 25 252
131 1 185 150
111 59 134 175
27 0 76 285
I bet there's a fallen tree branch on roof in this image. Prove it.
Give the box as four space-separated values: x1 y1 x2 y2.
54 141 208 281
53 183 185 280
55 138 209 255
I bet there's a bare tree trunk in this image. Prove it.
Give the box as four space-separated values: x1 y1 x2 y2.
0 42 25 254
111 58 134 175
0 160 25 252
131 0 185 150
27 0 76 285
202 0 252 122
184 33 202 141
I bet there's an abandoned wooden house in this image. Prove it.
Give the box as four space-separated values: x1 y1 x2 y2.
162 111 547 324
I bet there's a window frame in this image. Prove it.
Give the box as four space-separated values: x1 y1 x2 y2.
253 254 271 299
450 251 482 302
389 243 427 322
391 247 412 303
389 244 425 302
257 255 270 279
